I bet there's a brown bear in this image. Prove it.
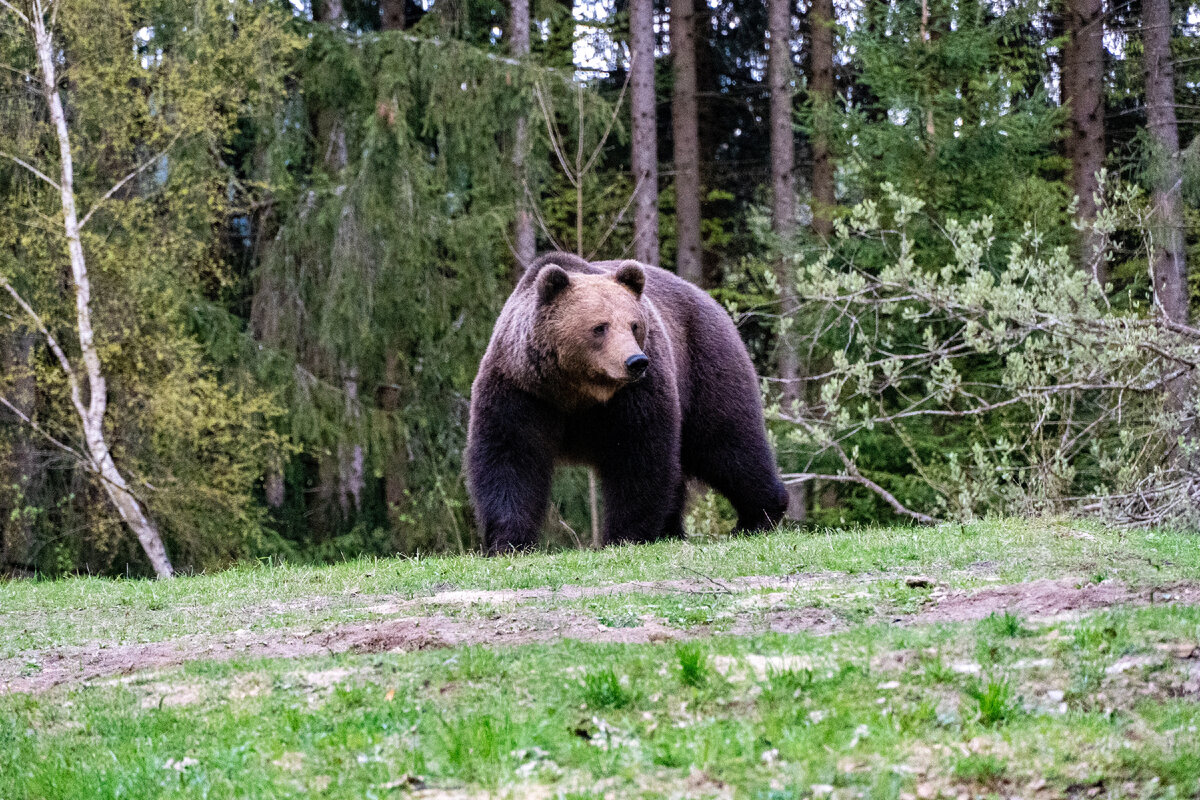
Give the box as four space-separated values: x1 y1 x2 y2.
466 252 788 553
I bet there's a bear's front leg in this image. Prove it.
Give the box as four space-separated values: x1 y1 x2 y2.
594 384 683 545
466 381 558 554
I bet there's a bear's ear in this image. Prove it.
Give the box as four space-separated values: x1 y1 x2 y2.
536 265 571 305
613 261 645 298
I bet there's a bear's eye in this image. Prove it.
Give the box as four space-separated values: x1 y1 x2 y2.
631 322 641 335
592 323 608 337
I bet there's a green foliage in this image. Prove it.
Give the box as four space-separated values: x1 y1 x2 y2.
779 184 1200 528
836 0 1070 244
251 29 618 554
0 0 298 574
1 0 1198 570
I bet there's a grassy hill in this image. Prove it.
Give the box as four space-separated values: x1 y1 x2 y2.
2 519 1200 798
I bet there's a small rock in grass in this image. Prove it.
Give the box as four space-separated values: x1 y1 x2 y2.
1168 643 1199 659
811 785 834 798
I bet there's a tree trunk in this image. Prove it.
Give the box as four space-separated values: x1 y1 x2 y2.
630 0 659 265
1063 0 1106 283
1143 0 1187 323
921 0 936 153
381 0 406 30
316 0 343 23
511 0 536 270
381 350 410 549
671 0 702 284
313 0 364 523
30 1 173 578
2 329 38 569
768 0 798 404
769 0 804 522
337 366 364 515
809 0 835 239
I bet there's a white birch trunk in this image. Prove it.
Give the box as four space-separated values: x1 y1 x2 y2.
30 0 174 578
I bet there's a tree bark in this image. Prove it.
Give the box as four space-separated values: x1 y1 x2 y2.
809 0 835 239
337 366 364 515
381 0 406 30
511 0 536 270
2 329 38 569
316 0 343 23
381 351 409 549
630 0 659 265
768 0 798 405
671 0 702 284
1143 0 1187 323
769 0 804 521
30 0 174 577
1062 0 1106 283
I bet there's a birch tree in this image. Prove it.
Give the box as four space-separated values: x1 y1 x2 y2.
0 0 174 577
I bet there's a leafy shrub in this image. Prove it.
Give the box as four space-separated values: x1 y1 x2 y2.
778 182 1200 528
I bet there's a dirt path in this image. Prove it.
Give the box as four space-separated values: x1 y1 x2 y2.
4 578 1198 694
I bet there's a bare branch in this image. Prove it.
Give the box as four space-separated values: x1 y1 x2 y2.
0 150 60 190
0 0 29 25
579 67 631 178
0 277 87 421
586 171 643 260
781 472 938 525
0 393 87 464
79 132 183 229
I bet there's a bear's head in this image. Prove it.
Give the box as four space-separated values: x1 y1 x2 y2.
533 261 650 405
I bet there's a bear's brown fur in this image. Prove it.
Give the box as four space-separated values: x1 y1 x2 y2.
467 252 787 552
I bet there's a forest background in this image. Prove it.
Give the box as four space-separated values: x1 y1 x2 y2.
1 0 1198 577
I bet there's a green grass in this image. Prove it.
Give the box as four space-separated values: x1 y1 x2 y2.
675 642 708 688
2 518 1200 798
4 518 1200 657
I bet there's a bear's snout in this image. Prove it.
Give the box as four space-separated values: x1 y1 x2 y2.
625 353 650 378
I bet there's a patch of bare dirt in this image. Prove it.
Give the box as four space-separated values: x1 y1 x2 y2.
4 577 1200 694
727 607 847 636
911 578 1200 625
0 608 692 694
364 573 846 614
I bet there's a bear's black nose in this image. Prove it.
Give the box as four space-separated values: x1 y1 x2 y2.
625 353 650 377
